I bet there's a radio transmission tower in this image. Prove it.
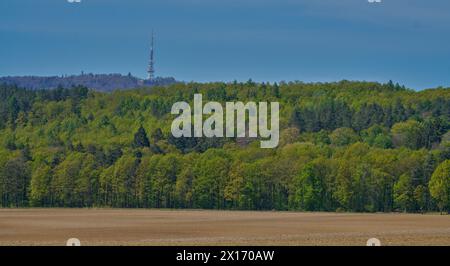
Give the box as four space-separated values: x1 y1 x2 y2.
147 31 155 80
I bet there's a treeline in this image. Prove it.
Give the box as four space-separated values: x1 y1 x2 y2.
0 80 449 212
0 74 177 92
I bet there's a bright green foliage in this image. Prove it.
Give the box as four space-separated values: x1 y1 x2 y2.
394 174 415 212
429 160 450 212
329 127 360 146
392 120 424 149
290 159 329 211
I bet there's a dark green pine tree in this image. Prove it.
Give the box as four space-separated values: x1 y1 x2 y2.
271 82 280 98
133 126 150 148
152 128 164 143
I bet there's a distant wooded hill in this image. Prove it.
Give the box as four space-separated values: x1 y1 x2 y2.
0 74 177 92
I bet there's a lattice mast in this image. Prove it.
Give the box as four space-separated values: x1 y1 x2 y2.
147 31 155 80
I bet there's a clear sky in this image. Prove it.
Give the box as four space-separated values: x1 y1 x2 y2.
1 0 450 90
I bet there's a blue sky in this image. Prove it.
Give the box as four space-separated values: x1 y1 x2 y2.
1 0 450 90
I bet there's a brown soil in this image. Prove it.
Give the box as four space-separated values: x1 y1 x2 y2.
0 209 449 246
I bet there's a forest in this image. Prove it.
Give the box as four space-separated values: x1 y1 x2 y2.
0 80 449 213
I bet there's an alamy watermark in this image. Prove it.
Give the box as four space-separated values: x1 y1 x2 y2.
171 94 280 148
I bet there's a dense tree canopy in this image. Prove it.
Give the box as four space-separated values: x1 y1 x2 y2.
0 81 449 212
